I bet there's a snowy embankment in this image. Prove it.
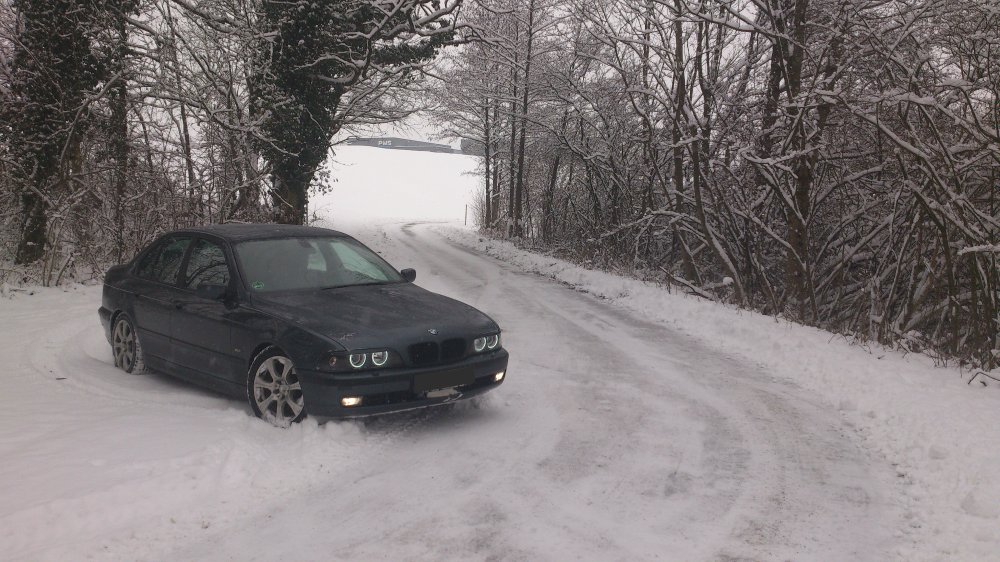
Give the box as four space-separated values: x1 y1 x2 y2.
0 283 383 560
436 225 1000 559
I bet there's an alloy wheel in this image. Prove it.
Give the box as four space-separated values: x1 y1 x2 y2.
113 318 137 372
252 355 305 426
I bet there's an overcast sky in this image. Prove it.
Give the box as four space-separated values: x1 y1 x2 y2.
316 143 479 227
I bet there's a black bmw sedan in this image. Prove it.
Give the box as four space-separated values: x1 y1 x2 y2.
98 224 508 426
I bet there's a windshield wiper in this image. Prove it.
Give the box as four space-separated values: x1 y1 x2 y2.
319 280 396 290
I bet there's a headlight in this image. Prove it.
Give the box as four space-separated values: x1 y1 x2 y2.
473 333 501 353
371 350 389 366
324 349 400 372
349 353 367 368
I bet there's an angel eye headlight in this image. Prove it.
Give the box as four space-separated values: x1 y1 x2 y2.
473 337 487 352
371 350 389 367
349 353 367 368
486 334 499 349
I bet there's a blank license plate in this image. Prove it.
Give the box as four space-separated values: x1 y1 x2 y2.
414 367 474 393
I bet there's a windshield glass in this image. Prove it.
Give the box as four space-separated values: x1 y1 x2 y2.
235 236 403 292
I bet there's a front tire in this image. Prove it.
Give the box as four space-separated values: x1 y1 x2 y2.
247 348 306 427
112 314 147 374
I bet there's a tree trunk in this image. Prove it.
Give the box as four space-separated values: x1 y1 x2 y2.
512 0 536 238
483 97 492 226
784 0 810 318
491 99 501 225
672 1 699 282
270 172 309 224
506 16 521 236
110 2 130 264
15 191 48 264
164 0 197 222
506 107 516 230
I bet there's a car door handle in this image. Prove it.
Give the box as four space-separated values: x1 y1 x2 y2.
172 300 185 310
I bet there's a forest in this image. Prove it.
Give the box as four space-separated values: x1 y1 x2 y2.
2 0 998 369
435 0 1000 370
0 0 457 279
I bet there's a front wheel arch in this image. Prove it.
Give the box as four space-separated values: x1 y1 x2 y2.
248 342 277 370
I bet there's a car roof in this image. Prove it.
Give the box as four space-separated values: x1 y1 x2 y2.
173 223 349 242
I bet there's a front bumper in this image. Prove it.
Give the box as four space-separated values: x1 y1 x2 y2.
298 349 509 417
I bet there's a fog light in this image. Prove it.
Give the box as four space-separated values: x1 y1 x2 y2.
341 396 362 407
494 371 505 382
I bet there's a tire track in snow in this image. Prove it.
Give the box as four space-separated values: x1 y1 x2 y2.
393 224 766 556
403 223 899 560
5 223 900 561
166 222 899 561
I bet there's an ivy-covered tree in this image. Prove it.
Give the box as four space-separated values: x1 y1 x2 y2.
2 0 103 264
251 0 458 224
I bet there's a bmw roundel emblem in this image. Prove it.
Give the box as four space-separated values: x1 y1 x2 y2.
427 328 438 335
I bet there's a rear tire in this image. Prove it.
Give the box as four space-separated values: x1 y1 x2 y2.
247 348 307 427
112 314 147 374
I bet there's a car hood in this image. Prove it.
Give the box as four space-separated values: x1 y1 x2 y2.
250 282 498 350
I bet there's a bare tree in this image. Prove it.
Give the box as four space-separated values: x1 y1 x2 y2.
433 0 1000 368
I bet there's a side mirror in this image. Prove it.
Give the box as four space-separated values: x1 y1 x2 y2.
196 283 228 301
400 268 416 283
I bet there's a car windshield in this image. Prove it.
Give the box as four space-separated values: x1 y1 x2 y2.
235 236 404 292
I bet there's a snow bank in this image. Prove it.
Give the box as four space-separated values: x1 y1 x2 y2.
0 285 381 560
437 226 1000 561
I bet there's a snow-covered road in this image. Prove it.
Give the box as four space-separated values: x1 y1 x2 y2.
2 221 904 560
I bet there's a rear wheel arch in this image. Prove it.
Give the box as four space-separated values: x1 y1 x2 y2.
109 309 122 334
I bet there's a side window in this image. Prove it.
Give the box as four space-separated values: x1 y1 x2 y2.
135 243 162 279
143 237 191 285
184 239 231 289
